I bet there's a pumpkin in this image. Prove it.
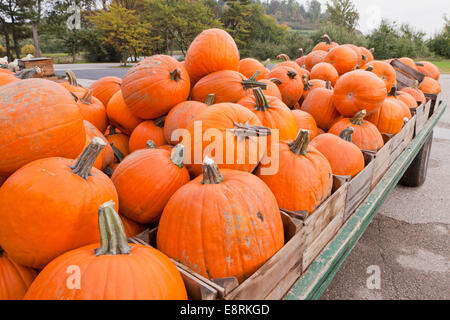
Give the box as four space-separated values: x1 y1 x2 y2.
83 120 115 170
312 34 339 52
388 85 416 112
237 88 298 141
73 88 108 134
324 45 358 75
329 110 384 151
419 76 441 94
399 57 418 70
164 95 215 145
333 69 387 117
256 130 332 214
360 47 374 63
60 70 86 94
295 48 307 67
105 125 130 170
310 62 339 86
0 79 86 177
90 76 122 107
238 58 268 80
362 61 397 92
317 128 326 136
106 90 142 135
192 70 266 104
266 66 304 107
185 28 240 84
0 138 118 269
301 75 326 102
129 116 167 153
292 109 319 139
24 201 187 300
122 55 190 120
300 82 342 131
0 246 37 300
157 157 284 283
400 81 426 105
311 127 365 178
183 103 269 177
112 144 190 224
0 72 19 87
366 97 409 135
252 78 283 100
304 50 328 71
274 54 306 75
416 61 440 80
342 44 364 68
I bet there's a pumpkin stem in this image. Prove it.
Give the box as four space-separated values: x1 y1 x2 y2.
362 54 368 62
108 125 118 136
71 137 106 180
205 94 215 106
289 129 310 156
103 166 114 177
170 68 182 82
412 80 420 90
370 48 375 53
298 48 304 58
80 88 93 104
146 140 157 149
228 122 272 142
170 144 185 168
66 70 79 86
287 70 297 79
339 127 354 142
153 115 166 128
253 87 270 111
365 65 374 72
277 54 290 61
350 110 367 126
201 156 223 185
322 34 332 45
388 84 398 97
415 62 425 67
95 201 131 256
302 74 311 90
325 81 332 90
0 245 4 257
262 58 270 67
270 78 282 85
249 71 260 81
241 79 268 90
111 143 125 163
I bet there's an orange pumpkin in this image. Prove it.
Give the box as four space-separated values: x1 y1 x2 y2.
24 201 187 300
324 45 358 75
342 44 364 68
0 247 37 300
60 70 86 94
362 61 397 92
112 145 190 224
295 48 307 67
251 78 283 100
312 34 339 52
311 128 365 178
400 81 426 105
333 69 387 117
416 61 440 80
399 57 418 70
329 110 384 151
192 70 266 104
90 76 122 107
273 54 306 75
129 117 167 152
256 130 332 214
266 66 304 107
310 62 339 86
83 120 115 170
419 76 441 94
366 97 409 135
0 79 86 177
388 85 416 112
292 109 319 139
304 50 328 71
122 55 190 120
301 75 326 102
238 58 268 80
182 103 269 177
0 72 19 87
237 88 298 141
157 158 284 283
360 47 374 63
74 88 108 134
0 138 118 269
106 90 142 135
300 82 342 131
185 28 240 84
105 125 130 169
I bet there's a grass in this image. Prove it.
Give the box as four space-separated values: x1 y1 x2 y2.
427 60 450 73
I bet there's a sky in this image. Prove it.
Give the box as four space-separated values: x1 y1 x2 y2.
315 0 449 38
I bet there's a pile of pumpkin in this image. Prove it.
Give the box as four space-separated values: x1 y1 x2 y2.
0 29 441 300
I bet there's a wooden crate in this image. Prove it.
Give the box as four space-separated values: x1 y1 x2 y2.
415 100 432 134
370 139 392 189
425 93 441 117
390 59 425 90
18 57 55 77
389 117 416 166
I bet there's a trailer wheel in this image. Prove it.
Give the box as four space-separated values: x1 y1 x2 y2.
399 132 433 187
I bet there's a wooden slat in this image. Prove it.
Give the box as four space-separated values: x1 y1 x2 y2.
371 140 392 189
390 59 425 90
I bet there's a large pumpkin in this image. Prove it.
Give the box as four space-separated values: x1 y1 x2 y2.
238 58 268 80
333 69 387 117
185 28 240 84
74 88 108 134
24 201 187 300
310 62 339 86
329 110 384 151
266 66 304 107
183 103 269 177
312 34 339 52
292 109 319 139
0 79 86 177
122 55 190 119
419 76 441 94
0 72 19 87
106 90 142 135
301 75 326 102
90 76 122 107
250 78 283 100
129 117 167 152
157 158 284 283
416 61 440 80
388 85 416 112
304 50 328 71
342 44 364 68
112 144 190 224
360 47 374 63
0 138 118 269
255 130 332 214
366 97 408 135
362 61 397 92
311 128 365 178
324 45 358 75
0 246 37 300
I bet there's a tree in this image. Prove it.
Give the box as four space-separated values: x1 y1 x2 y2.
325 0 359 31
90 4 153 65
307 0 321 24
221 0 253 47
428 16 450 58
0 0 28 59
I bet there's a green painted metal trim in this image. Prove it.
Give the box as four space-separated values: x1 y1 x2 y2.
284 103 447 300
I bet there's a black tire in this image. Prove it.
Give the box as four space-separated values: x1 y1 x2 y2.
399 131 433 187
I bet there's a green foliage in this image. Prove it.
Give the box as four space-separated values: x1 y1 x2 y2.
428 17 450 58
325 0 359 31
221 0 253 47
311 22 367 47
263 0 325 30
21 44 36 56
0 45 6 57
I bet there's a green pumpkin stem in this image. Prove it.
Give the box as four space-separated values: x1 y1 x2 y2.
170 144 185 168
153 115 166 128
289 129 310 156
253 87 270 111
146 140 157 149
95 201 131 256
270 78 282 85
350 110 367 126
201 157 224 184
242 79 268 91
71 137 106 180
249 71 260 81
111 143 125 162
66 70 79 86
287 70 297 79
339 127 354 142
205 94 215 105
170 68 182 82
80 88 93 104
